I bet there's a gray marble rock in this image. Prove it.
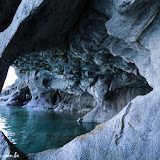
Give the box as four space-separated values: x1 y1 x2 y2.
81 87 151 123
28 89 160 160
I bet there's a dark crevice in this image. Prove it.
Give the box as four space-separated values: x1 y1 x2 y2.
0 0 22 32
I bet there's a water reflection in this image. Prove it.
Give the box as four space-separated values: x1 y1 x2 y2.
0 106 97 155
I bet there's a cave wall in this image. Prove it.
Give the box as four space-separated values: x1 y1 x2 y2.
0 0 160 159
28 0 160 159
8 0 151 122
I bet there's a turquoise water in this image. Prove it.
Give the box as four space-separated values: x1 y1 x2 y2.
0 106 97 155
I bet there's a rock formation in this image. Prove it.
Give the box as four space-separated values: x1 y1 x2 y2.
0 79 31 106
0 0 152 122
0 0 160 159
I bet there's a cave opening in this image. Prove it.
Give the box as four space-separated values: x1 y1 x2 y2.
2 66 18 90
1 66 32 106
0 51 153 155
0 59 153 156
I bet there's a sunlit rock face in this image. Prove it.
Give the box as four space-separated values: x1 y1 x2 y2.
0 131 27 160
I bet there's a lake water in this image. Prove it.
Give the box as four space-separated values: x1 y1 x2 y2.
0 106 98 155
